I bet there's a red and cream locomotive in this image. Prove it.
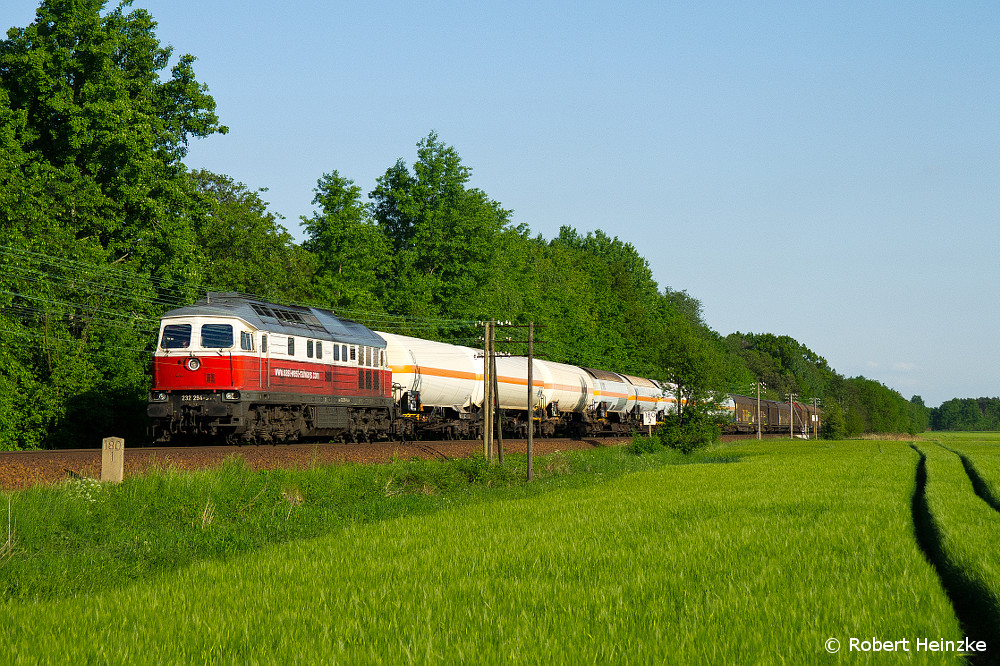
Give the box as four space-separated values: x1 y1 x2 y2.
147 293 394 443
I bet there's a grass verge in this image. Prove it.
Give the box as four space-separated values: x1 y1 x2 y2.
0 443 732 602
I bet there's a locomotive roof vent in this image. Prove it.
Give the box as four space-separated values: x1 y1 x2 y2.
249 301 324 331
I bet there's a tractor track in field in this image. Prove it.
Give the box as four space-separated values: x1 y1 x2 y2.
941 445 1000 516
0 437 628 491
909 443 1000 665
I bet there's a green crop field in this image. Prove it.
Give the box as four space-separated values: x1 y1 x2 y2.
2 437 999 664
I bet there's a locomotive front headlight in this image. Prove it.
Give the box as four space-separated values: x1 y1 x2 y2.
150 391 167 402
185 357 201 371
223 391 240 401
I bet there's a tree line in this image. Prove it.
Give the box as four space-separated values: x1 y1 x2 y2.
930 398 1000 431
1 1 934 450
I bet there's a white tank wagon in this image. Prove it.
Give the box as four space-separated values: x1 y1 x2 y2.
376 330 688 439
620 374 662 415
581 368 669 435
586 367 632 414
378 331 485 439
492 355 542 411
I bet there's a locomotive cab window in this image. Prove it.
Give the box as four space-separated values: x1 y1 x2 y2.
201 324 234 348
261 334 268 353
240 331 253 351
160 324 192 349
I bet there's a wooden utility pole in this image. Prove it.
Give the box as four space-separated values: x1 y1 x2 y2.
482 321 491 461
787 393 798 439
810 397 822 439
491 325 504 465
527 321 534 481
755 381 765 440
486 321 545 476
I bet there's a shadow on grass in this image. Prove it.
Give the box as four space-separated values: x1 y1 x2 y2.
909 444 1000 666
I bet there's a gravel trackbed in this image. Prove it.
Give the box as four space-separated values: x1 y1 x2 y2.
0 438 624 491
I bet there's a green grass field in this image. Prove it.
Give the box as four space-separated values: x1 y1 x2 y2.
5 436 999 664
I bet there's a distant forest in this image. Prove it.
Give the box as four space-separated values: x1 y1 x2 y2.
0 1 969 450
930 398 1000 431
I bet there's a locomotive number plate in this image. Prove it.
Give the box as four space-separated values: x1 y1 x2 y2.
180 394 214 402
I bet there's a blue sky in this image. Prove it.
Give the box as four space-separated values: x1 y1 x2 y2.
6 1 999 407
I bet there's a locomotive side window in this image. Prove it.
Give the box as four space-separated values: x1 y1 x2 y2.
350 346 356 362
342 345 348 362
240 331 253 351
316 342 323 359
307 340 314 358
334 344 340 361
261 335 268 353
365 346 372 367
161 324 192 349
202 324 234 348
288 337 295 356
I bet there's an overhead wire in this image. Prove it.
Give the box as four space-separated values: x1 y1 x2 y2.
0 243 504 353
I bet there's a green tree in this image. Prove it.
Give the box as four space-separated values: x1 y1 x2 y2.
370 132 512 326
651 314 727 451
0 0 226 448
821 398 847 439
302 170 390 310
187 170 312 300
1 0 226 275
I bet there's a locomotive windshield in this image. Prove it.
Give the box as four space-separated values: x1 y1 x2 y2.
160 324 192 349
201 324 234 348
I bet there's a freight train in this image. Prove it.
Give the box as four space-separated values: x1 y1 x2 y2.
724 394 821 438
147 293 818 443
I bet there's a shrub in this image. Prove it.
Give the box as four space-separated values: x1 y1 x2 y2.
657 412 720 454
625 433 665 455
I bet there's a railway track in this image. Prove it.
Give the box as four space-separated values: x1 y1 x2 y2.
0 437 629 491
